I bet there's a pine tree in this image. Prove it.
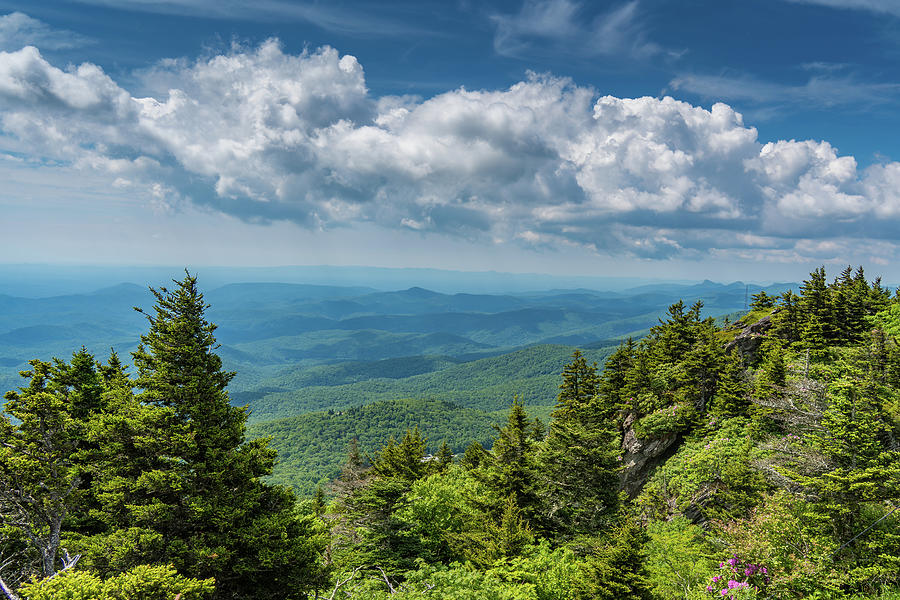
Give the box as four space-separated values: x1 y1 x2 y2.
754 340 787 400
434 441 454 471
556 350 600 419
86 273 324 600
460 441 490 470
681 325 725 412
799 266 833 345
750 290 776 309
372 427 430 481
771 290 801 344
597 338 635 412
781 372 900 556
333 431 429 574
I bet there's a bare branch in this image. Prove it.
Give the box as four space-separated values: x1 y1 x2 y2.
0 575 20 600
325 566 365 600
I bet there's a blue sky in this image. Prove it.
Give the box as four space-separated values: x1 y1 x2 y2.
1 0 900 282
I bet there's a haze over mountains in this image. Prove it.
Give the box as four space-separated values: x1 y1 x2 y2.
0 266 795 491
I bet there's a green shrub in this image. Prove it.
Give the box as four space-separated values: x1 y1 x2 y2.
19 565 214 600
634 402 697 439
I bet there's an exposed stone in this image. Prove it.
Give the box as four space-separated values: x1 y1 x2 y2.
724 313 774 361
619 411 680 497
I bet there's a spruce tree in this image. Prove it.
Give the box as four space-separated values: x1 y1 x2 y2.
487 397 540 526
754 340 787 400
799 267 833 345
597 338 635 412
556 350 600 419
709 350 749 417
0 360 85 582
771 290 801 344
539 353 619 537
575 517 653 600
87 273 324 600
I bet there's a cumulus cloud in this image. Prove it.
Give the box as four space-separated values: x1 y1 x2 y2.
0 12 94 51
3 39 900 260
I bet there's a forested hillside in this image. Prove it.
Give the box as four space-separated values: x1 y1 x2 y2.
1 267 898 600
240 344 615 423
248 398 504 494
0 276 788 405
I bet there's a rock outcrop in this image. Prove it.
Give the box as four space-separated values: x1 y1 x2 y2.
618 412 681 497
724 312 774 361
617 310 776 498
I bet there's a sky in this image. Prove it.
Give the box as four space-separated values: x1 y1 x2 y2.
2 0 900 282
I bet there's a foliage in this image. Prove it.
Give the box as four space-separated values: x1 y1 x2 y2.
6 264 900 600
19 564 214 600
645 517 715 599
539 351 620 536
639 419 767 522
633 401 697 438
247 398 498 495
574 517 653 600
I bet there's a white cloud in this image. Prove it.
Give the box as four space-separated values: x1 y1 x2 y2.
0 12 93 51
3 40 900 261
490 0 660 61
64 0 434 37
670 71 900 111
784 0 900 17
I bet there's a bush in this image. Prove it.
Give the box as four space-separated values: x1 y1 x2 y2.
634 402 697 439
638 419 766 522
645 517 715 599
19 565 214 600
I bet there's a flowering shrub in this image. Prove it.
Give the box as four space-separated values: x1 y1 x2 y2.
704 555 769 599
714 491 841 597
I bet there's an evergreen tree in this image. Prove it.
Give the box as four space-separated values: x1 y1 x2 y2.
681 324 724 412
799 266 833 344
709 350 749 417
486 398 540 526
780 370 900 584
0 360 85 582
333 430 432 574
772 290 801 344
754 340 787 400
460 441 489 470
556 350 600 419
434 441 454 471
651 301 697 363
575 517 653 600
750 290 776 309
372 427 431 481
86 273 324 600
539 353 620 537
597 338 635 412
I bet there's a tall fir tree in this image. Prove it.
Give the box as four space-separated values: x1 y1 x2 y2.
709 350 749 417
486 397 540 527
539 352 620 537
575 517 653 600
85 273 325 600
